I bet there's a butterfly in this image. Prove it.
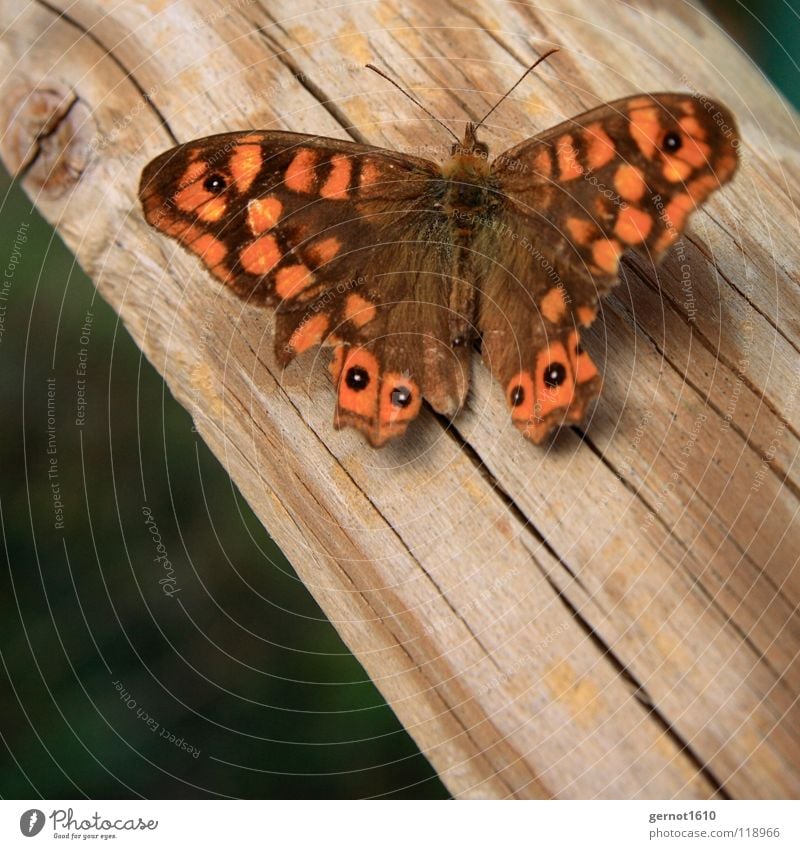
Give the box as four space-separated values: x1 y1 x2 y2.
139 54 738 446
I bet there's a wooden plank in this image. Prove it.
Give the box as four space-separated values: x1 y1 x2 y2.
1 0 797 798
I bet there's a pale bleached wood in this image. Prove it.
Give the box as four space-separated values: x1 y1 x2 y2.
1 0 798 798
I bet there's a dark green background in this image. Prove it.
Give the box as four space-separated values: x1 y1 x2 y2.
1 1 797 799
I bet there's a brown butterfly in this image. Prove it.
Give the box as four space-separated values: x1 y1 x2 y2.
139 54 738 446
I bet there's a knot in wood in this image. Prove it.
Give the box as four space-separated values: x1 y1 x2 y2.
0 82 94 198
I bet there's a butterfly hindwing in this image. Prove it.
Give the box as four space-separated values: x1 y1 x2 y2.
477 251 603 443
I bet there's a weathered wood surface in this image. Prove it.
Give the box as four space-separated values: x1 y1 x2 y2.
1 0 798 799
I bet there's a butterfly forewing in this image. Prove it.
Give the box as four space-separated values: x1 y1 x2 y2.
492 93 738 283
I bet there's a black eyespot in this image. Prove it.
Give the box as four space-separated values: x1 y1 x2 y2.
575 342 584 356
510 385 525 407
543 362 567 388
345 366 370 391
662 131 682 153
452 336 466 347
390 386 412 408
203 173 227 193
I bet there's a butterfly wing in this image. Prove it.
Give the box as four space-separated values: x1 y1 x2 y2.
481 92 739 442
139 131 471 445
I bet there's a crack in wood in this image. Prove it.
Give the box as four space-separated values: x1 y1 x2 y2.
35 0 178 146
215 312 504 671
252 10 369 145
536 566 729 800
15 92 80 182
687 222 800 364
595 282 800 632
434 414 734 793
439 413 594 599
577 430 791 686
444 2 531 67
622 253 800 491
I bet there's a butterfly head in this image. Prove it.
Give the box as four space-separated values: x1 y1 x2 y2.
450 123 490 159
442 123 492 179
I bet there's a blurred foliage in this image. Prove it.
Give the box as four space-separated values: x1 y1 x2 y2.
1 0 797 799
703 0 800 109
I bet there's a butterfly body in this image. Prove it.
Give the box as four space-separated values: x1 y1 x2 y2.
140 90 738 447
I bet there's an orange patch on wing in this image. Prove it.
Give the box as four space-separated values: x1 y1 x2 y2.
629 106 661 159
345 293 376 327
329 345 346 383
165 218 195 240
540 287 567 323
679 116 705 139
662 155 693 182
188 233 227 269
716 154 738 179
230 144 262 193
275 264 314 299
654 194 695 252
508 371 536 425
174 179 213 214
566 330 599 384
654 228 680 253
359 161 381 187
337 347 379 419
534 342 575 418
592 238 623 274
576 305 596 327
196 197 227 222
178 160 208 188
566 216 596 246
321 155 352 199
289 314 328 353
556 135 583 180
379 374 422 433
285 148 318 193
307 236 341 265
533 147 552 177
594 195 610 217
687 174 718 201
615 206 653 244
628 96 654 110
585 123 616 169
247 197 282 234
614 165 647 201
663 193 695 232
675 135 711 169
240 235 281 275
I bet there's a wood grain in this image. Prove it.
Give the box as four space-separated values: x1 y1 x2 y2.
1 0 798 798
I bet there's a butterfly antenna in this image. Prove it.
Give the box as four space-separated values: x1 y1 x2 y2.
366 63 461 144
473 47 560 132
